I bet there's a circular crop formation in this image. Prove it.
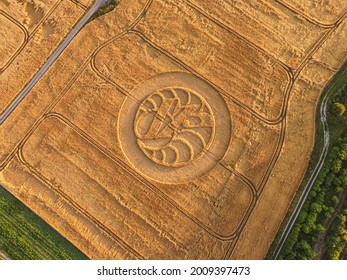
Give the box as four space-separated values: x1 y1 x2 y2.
118 72 231 184
134 87 215 167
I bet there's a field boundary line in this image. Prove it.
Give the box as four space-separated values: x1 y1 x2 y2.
183 0 293 73
294 15 347 78
41 112 248 241
274 0 347 28
69 0 88 10
0 10 29 73
17 138 144 259
110 30 292 125
0 0 153 176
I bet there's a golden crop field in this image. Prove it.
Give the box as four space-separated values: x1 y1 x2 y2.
0 0 91 117
0 0 347 259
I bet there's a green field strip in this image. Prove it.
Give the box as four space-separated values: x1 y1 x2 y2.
0 204 64 259
0 186 88 260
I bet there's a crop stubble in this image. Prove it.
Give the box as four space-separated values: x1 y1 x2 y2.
0 0 346 259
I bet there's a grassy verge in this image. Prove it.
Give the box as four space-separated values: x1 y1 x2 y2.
267 62 347 259
0 186 88 260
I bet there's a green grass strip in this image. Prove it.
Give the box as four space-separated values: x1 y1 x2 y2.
0 186 88 260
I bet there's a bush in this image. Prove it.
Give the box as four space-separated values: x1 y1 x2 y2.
332 102 346 116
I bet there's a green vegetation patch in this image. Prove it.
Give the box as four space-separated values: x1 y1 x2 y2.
329 82 347 143
0 186 88 260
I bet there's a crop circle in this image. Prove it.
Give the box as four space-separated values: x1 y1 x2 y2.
134 87 215 167
118 72 231 184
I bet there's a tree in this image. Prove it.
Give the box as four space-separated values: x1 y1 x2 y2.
325 173 335 187
310 190 317 198
324 211 332 219
298 211 308 223
331 159 342 174
328 248 340 260
333 177 342 187
326 235 341 246
298 240 316 259
338 168 347 184
338 144 347 160
310 202 322 214
331 102 346 116
328 206 335 214
335 186 343 194
331 196 340 206
302 224 311 234
316 223 326 233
